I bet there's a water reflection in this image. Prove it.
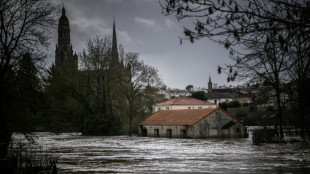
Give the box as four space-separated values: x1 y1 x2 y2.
14 132 310 173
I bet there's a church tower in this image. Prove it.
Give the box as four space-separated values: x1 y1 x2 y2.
208 74 213 93
55 6 78 72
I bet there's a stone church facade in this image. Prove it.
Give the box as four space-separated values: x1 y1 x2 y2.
55 6 123 73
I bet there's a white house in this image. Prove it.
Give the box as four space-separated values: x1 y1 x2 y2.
153 97 216 113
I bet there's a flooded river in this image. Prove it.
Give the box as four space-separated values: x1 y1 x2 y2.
14 132 310 173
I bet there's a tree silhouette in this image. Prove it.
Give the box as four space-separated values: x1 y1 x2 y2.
122 52 162 135
0 0 57 158
191 91 208 101
186 85 193 92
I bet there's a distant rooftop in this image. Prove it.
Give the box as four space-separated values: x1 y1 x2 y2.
155 97 215 106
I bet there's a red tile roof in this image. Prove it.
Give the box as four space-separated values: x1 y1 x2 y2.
140 107 244 126
155 97 215 106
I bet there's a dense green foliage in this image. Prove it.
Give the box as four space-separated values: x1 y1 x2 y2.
185 85 193 92
190 91 208 101
219 101 241 111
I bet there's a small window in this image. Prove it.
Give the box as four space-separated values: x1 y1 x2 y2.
188 107 191 109
154 129 159 137
166 107 169 110
167 129 172 138
192 107 195 109
198 107 202 109
158 108 161 111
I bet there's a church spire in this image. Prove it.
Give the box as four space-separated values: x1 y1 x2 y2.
62 5 65 16
208 73 212 93
111 17 119 63
209 73 211 83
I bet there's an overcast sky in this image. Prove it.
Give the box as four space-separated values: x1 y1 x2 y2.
48 0 239 89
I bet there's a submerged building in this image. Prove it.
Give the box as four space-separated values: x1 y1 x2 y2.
140 107 247 138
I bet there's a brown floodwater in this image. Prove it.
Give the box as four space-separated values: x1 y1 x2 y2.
12 132 310 173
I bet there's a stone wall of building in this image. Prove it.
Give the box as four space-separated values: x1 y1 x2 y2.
194 110 246 138
142 125 189 138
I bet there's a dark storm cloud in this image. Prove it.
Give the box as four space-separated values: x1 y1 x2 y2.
48 0 237 89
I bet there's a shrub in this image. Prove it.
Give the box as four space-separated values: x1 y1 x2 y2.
252 128 279 144
228 101 241 108
4 135 58 173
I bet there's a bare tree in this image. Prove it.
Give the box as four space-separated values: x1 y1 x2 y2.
79 36 112 116
160 0 309 81
0 0 57 158
284 29 310 137
77 36 124 135
235 28 290 138
160 0 309 47
160 0 310 138
122 53 162 135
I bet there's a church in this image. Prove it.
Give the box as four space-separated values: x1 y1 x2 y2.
54 6 122 73
51 6 131 135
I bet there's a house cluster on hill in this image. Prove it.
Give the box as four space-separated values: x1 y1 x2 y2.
159 76 252 106
138 74 252 139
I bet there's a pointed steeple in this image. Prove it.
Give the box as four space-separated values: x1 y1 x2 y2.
58 5 70 45
208 73 212 93
62 5 65 16
209 73 211 83
111 17 119 63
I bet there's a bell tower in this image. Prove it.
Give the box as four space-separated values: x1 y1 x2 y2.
208 74 213 93
55 6 78 72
